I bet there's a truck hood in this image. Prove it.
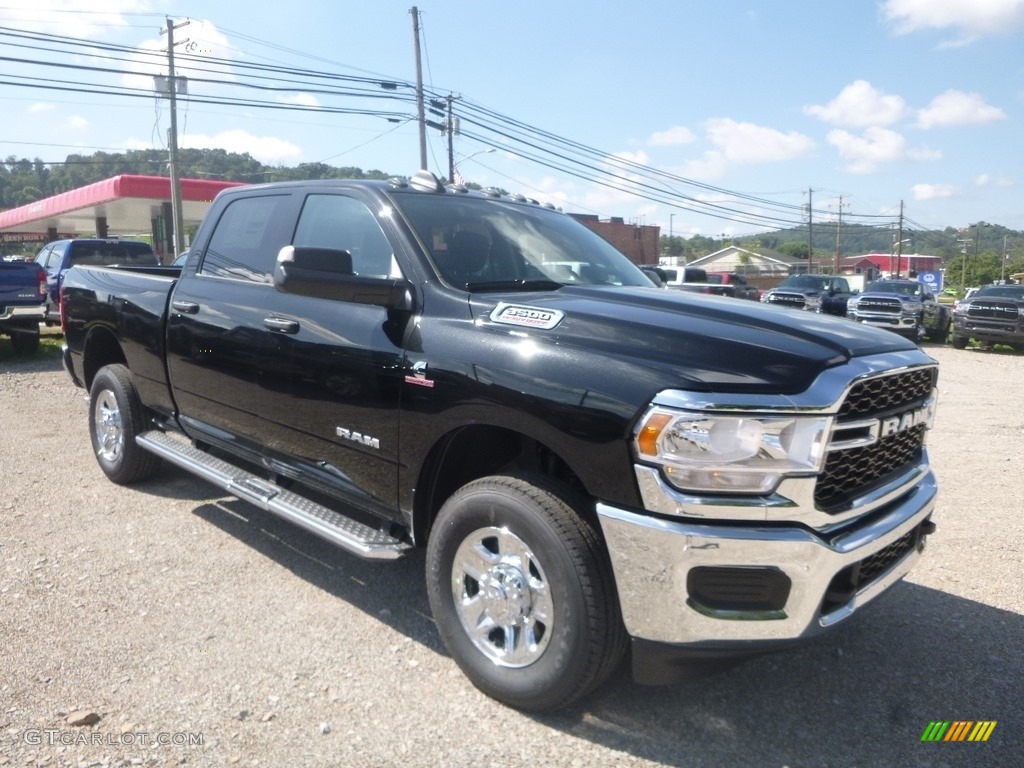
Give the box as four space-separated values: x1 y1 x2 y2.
470 285 916 395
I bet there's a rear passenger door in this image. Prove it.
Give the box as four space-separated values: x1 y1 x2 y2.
166 191 299 452
255 191 406 512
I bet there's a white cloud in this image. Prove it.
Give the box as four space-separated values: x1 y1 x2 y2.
67 115 89 130
675 119 813 181
804 80 908 127
705 119 815 164
975 173 1013 187
913 183 957 200
28 103 55 113
882 0 1024 42
181 130 303 165
279 93 322 108
648 126 696 147
827 127 941 173
916 90 1007 128
0 0 151 37
611 150 650 165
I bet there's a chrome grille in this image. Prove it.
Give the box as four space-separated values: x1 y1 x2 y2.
856 297 901 313
967 301 1020 321
817 367 936 512
768 292 806 308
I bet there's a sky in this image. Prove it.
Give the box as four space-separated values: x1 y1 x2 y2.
0 0 1022 240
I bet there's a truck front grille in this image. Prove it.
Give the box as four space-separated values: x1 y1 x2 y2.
817 367 936 512
967 301 1020 321
768 292 806 309
856 297 901 313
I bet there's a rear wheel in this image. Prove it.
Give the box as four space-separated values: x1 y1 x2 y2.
9 325 40 355
951 334 968 349
88 364 162 484
426 475 626 711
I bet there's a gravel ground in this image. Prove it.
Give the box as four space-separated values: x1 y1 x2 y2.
1 340 1021 768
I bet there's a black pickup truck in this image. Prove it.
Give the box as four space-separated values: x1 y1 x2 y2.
761 274 854 315
61 172 940 711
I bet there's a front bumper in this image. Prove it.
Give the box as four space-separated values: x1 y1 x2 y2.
848 311 918 334
596 468 936 648
953 316 1024 344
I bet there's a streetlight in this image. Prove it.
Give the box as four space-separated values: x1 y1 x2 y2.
453 148 496 183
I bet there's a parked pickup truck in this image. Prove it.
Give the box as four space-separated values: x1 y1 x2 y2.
61 172 940 711
702 271 760 300
846 279 951 342
761 274 853 316
34 238 157 323
0 258 47 354
951 283 1024 351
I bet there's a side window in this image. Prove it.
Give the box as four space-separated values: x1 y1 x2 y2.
293 194 396 278
200 195 290 283
34 245 53 269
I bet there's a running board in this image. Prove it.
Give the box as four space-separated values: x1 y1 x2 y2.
136 430 411 560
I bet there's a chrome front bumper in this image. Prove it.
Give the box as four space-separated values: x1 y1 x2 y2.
597 469 936 646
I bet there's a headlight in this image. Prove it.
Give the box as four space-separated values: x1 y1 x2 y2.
634 408 830 495
953 302 969 316
847 298 859 311
901 301 922 316
760 293 771 303
804 295 822 311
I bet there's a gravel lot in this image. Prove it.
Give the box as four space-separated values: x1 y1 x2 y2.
1 339 1021 768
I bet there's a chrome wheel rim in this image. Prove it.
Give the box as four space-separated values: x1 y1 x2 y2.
93 389 124 463
451 526 553 668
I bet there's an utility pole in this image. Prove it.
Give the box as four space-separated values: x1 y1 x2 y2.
411 7 427 171
894 200 905 278
163 17 189 259
833 194 848 273
1001 233 1009 283
806 187 814 273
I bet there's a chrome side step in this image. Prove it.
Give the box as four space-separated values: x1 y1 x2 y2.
136 430 412 560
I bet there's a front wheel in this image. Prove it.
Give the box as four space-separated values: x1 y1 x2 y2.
951 334 969 349
88 364 162 485
426 475 626 711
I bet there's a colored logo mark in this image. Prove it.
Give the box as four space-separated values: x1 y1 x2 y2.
921 721 997 742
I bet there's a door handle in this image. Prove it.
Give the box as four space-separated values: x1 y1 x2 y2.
171 300 199 314
264 316 300 334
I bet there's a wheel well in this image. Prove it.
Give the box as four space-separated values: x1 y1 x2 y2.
414 425 592 544
82 328 127 390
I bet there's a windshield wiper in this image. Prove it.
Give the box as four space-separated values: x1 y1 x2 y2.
465 279 563 292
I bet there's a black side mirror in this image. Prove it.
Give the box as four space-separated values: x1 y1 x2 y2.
274 246 412 310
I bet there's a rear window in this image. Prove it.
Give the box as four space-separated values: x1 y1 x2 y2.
67 242 155 267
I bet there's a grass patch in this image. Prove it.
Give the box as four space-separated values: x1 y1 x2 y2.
0 332 64 364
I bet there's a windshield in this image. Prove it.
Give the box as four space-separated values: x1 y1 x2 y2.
867 281 921 296
781 275 829 291
394 194 652 291
975 285 1024 299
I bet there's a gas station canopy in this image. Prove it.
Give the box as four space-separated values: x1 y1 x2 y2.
0 174 246 258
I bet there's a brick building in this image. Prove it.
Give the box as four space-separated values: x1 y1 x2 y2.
568 213 660 265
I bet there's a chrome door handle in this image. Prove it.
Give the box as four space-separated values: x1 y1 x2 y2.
264 316 300 334
171 300 199 314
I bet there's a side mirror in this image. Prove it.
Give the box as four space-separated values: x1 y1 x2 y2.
274 246 413 310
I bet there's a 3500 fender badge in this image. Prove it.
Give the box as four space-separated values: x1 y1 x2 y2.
490 303 565 330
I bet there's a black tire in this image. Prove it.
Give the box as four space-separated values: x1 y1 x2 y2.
426 474 627 711
926 318 950 343
88 364 161 485
9 325 40 355
951 334 968 350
